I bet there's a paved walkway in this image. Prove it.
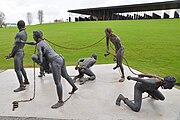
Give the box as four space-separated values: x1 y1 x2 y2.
0 64 179 120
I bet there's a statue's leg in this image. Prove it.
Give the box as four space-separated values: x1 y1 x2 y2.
73 68 84 82
13 52 26 92
117 49 124 76
61 58 78 94
51 58 64 109
83 68 96 80
124 83 142 112
20 52 29 84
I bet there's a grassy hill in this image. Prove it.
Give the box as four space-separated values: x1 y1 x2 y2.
0 19 180 83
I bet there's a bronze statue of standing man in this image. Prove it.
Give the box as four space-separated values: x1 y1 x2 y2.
105 28 125 82
6 20 30 92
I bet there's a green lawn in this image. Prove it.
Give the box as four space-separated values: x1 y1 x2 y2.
0 19 180 83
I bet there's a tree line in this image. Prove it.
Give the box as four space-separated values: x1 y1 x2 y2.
0 10 44 28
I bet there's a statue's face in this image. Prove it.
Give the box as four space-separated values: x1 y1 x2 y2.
33 33 39 42
163 76 176 89
105 31 110 37
17 20 25 30
105 28 112 37
33 30 43 42
163 81 174 89
92 54 97 60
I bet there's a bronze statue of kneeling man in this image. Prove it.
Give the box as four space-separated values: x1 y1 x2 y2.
73 54 97 85
116 74 176 112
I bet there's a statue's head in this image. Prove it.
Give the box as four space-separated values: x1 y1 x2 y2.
105 28 112 36
92 53 97 60
33 30 43 42
17 20 25 29
162 76 176 89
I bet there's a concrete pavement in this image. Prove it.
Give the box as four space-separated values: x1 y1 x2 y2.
0 64 179 120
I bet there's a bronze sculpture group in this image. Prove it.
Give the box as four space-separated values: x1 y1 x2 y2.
6 20 176 111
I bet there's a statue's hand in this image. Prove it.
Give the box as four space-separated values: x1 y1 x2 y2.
29 42 37 45
104 50 110 57
75 66 78 70
138 74 144 78
127 76 131 80
5 54 12 59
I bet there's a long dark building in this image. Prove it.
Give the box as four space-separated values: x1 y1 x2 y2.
68 0 180 20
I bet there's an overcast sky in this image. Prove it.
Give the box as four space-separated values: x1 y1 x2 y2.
0 0 172 24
